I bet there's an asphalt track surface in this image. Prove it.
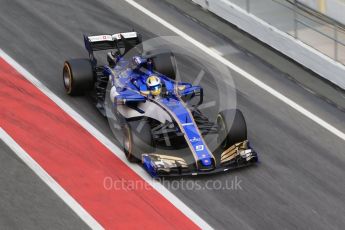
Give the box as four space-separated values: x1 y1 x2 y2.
1 0 345 229
0 140 90 230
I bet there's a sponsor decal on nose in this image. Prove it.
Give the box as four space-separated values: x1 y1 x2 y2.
196 145 204 151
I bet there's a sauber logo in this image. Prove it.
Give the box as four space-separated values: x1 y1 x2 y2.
189 137 200 143
196 145 204 151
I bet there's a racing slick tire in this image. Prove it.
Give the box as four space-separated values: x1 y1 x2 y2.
217 109 247 149
151 52 176 80
123 120 155 163
63 59 94 96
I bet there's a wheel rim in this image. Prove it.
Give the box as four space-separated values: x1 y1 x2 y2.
217 115 227 149
63 64 72 93
123 126 132 158
124 134 130 153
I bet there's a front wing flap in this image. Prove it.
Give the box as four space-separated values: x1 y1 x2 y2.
142 140 258 177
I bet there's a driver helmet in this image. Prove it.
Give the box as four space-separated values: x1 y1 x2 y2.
146 75 162 96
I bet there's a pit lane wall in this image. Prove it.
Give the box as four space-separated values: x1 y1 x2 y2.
191 0 345 90
298 0 345 25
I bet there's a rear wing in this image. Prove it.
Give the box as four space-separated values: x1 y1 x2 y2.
84 32 142 53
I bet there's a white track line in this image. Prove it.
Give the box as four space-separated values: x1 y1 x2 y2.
125 0 345 142
0 50 213 230
209 47 224 56
0 128 104 230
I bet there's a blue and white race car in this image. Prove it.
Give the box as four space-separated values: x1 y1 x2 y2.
62 31 258 177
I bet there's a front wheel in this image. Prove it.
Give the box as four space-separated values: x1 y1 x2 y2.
122 120 155 163
217 109 247 150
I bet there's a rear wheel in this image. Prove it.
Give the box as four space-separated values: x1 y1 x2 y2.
63 59 94 96
123 120 154 163
151 52 176 80
217 109 247 150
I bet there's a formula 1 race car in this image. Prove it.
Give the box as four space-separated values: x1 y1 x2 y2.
62 31 258 177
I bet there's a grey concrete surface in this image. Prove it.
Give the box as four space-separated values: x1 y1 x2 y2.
1 0 345 229
0 141 89 230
